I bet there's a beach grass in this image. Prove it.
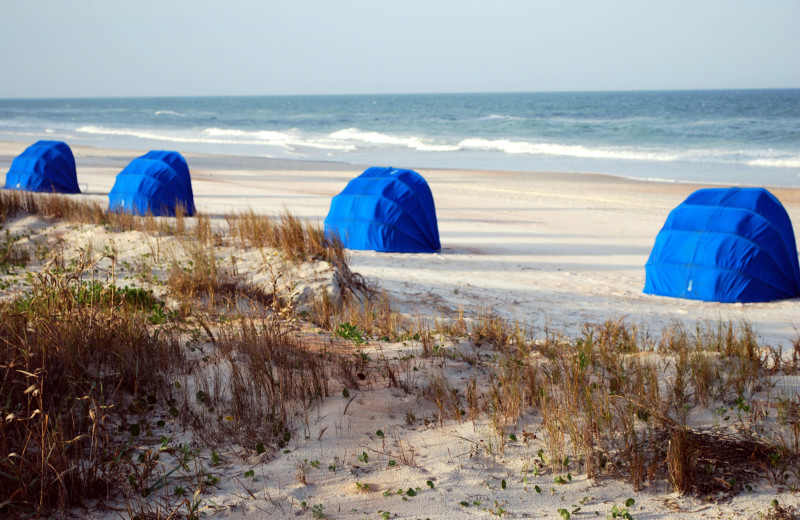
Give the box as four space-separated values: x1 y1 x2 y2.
1 189 799 518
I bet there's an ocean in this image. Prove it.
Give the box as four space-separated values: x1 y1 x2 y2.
1 90 798 186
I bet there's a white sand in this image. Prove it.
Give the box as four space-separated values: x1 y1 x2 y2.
6 141 795 348
2 141 800 518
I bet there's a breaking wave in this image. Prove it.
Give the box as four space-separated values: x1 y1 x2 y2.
329 128 459 152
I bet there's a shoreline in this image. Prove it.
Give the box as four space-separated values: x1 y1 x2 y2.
3 138 800 192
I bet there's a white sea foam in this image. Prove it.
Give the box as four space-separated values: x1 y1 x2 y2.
330 128 459 152
478 114 526 121
458 138 681 162
76 125 355 152
746 157 800 169
71 125 799 171
154 110 184 117
202 127 294 143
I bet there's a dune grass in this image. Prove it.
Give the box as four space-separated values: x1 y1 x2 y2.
1 189 799 517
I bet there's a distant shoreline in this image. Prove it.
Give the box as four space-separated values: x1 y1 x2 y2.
5 139 798 195
2 86 799 101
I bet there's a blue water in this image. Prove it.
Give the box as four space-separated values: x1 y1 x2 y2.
1 90 798 186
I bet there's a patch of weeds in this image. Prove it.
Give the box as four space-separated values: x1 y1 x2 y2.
610 498 635 519
336 322 367 345
311 503 326 519
554 473 572 484
761 499 799 520
558 498 591 520
0 229 30 272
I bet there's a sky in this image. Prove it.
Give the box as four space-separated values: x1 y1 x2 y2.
1 0 799 98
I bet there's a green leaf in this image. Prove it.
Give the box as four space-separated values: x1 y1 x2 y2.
625 498 635 508
558 508 571 520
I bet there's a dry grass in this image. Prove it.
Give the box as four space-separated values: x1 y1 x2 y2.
0 255 185 515
2 189 799 517
0 190 354 517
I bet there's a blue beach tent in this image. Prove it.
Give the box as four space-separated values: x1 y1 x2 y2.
108 151 195 216
644 187 800 303
324 167 441 253
4 140 80 194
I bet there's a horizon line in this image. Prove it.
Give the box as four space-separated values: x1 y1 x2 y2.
1 86 799 102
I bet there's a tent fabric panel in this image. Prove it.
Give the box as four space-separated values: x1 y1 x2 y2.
139 151 194 200
682 188 800 284
355 167 440 245
37 141 78 192
644 263 790 303
645 231 795 300
666 204 799 284
325 218 431 253
328 192 431 244
325 195 433 252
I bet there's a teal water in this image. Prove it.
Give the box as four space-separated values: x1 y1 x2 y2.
1 90 798 185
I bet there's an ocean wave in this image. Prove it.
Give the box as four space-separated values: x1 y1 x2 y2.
70 125 800 170
478 114 526 121
330 128 459 152
76 125 355 152
154 110 184 117
746 157 800 169
202 127 294 142
458 138 681 162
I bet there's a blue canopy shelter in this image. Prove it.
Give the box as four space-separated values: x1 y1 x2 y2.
324 167 441 253
108 151 195 216
4 140 80 194
644 187 800 303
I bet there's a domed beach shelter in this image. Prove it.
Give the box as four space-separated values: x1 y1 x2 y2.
3 140 80 194
324 167 441 253
108 151 195 216
644 187 800 303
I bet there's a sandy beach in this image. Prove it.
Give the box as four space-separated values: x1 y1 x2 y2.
4 140 797 348
2 140 800 519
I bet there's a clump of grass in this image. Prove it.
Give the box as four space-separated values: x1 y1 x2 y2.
0 261 185 516
188 314 331 451
0 229 30 272
226 208 342 265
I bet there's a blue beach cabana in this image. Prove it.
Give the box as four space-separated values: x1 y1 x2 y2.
644 187 800 303
108 151 195 216
3 140 80 194
324 167 441 253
